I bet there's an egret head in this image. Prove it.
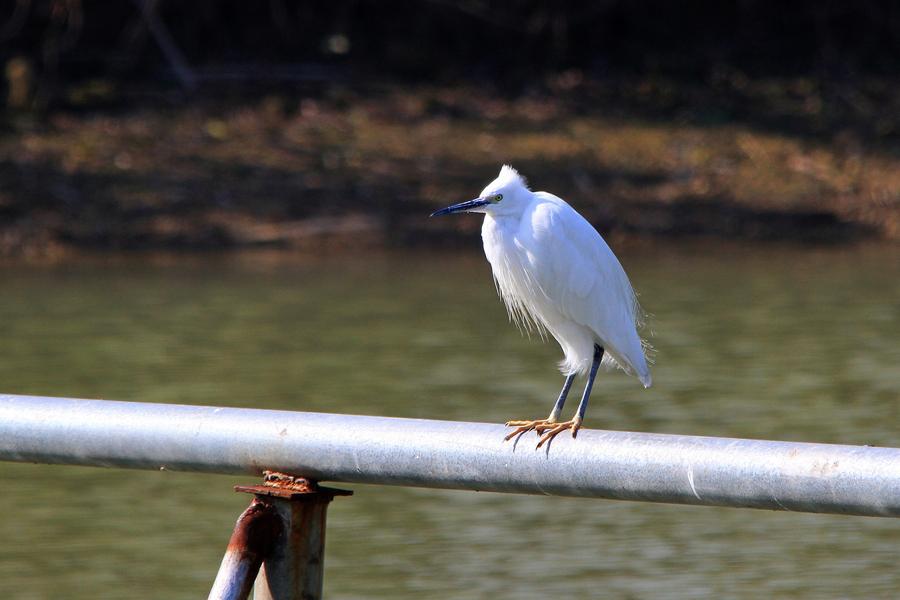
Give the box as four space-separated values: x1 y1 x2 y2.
430 165 531 218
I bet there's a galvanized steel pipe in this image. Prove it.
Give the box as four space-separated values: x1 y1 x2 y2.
1 394 898 517
208 499 280 600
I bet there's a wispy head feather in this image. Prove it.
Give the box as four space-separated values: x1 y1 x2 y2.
497 165 529 190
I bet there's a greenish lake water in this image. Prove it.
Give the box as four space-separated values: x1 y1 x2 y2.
1 242 898 599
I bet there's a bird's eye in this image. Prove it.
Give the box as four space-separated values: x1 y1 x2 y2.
494 194 503 202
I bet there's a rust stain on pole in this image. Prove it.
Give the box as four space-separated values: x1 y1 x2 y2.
236 472 352 600
208 498 282 600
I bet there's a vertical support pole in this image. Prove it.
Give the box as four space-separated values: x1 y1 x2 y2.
235 472 352 600
252 494 331 600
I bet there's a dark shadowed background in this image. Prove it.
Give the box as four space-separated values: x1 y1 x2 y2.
1 1 898 256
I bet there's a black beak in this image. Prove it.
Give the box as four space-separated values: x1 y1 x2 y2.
429 197 490 217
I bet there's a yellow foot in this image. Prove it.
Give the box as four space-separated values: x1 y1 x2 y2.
535 418 582 449
503 418 558 441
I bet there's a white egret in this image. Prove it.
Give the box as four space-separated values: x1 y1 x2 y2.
431 166 651 448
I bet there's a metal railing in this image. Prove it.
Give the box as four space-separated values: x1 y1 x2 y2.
2 394 899 598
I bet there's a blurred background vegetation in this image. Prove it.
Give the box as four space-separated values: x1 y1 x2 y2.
1 0 898 257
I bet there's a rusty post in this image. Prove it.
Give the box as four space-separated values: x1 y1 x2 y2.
235 472 351 600
208 499 281 600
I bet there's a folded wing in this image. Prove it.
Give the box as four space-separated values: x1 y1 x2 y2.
521 193 651 386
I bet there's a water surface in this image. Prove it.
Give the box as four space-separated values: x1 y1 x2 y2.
1 242 898 598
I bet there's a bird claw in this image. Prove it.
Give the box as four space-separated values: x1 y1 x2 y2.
535 418 582 449
503 418 557 441
504 417 583 447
